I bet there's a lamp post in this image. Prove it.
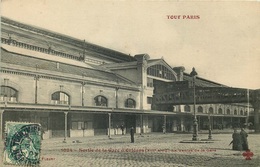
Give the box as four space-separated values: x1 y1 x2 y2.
190 67 199 141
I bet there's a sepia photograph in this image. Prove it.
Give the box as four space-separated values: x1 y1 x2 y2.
0 0 259 166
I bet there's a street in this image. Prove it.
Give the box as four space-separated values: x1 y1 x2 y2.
1 133 260 167
10 132 260 167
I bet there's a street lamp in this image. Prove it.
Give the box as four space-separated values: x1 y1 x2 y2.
190 67 199 141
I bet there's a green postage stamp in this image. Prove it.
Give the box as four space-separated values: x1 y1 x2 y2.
4 122 42 166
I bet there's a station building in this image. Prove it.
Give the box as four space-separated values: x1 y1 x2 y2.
0 17 254 139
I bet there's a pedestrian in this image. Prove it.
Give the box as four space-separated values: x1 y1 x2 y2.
121 124 124 135
116 124 119 135
130 127 134 143
162 125 166 134
240 128 249 150
229 129 242 151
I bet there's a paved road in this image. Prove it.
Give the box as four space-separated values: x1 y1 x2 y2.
2 133 260 167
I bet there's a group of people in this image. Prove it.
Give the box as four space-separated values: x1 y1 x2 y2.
230 128 249 151
115 124 135 143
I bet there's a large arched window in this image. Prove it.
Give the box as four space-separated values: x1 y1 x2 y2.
209 107 214 114
240 110 243 115
51 91 70 105
218 108 223 114
94 95 108 107
234 110 238 115
125 98 136 108
0 86 18 102
184 105 191 112
226 109 231 115
198 106 203 113
147 64 175 80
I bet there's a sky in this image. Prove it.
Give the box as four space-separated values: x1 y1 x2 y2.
1 0 260 89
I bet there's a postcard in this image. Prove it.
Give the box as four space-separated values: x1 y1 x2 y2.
1 1 259 166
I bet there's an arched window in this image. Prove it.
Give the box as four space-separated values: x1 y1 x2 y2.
244 111 248 116
209 107 214 114
125 98 136 108
240 110 243 115
226 109 231 115
218 108 223 114
0 86 18 102
147 64 175 80
184 105 191 112
94 95 108 107
51 91 70 105
198 106 203 113
234 110 237 115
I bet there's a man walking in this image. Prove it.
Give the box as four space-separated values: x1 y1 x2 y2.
229 129 242 151
130 127 134 143
120 124 124 135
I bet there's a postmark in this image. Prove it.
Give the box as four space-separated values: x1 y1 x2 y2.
4 122 42 166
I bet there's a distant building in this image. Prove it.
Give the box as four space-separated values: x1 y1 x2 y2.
0 17 254 139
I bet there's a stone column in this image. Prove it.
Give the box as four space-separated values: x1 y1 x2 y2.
0 110 4 140
115 88 119 108
34 75 40 104
108 113 111 138
63 112 68 143
163 115 166 134
81 82 85 106
140 114 143 134
180 117 185 132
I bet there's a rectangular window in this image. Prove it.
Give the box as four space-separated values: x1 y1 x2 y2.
147 78 153 87
78 122 84 130
72 121 91 130
147 97 153 104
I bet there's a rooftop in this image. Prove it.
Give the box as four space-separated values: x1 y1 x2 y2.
1 48 137 86
1 17 136 63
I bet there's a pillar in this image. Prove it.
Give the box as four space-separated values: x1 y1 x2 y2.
115 88 119 108
212 116 214 130
140 114 143 134
0 110 4 140
163 115 166 134
81 82 85 106
63 112 68 143
34 75 40 104
108 113 111 138
180 117 184 132
197 116 200 131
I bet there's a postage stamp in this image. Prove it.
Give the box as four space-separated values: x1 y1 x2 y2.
3 122 42 166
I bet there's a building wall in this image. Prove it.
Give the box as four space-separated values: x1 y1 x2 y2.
181 103 252 116
1 72 140 109
1 72 35 103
